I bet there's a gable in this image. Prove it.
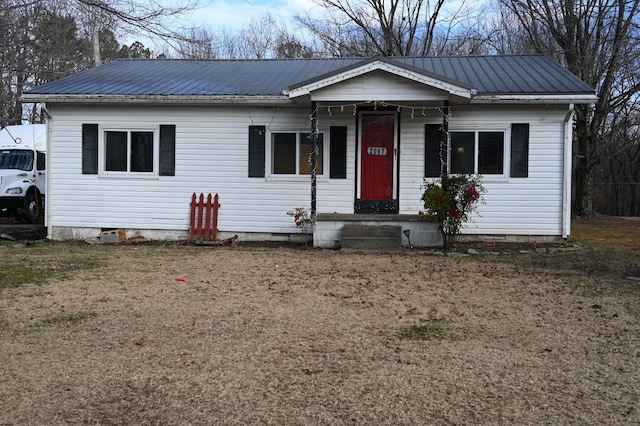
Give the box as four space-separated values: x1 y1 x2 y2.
294 69 462 102
286 57 473 101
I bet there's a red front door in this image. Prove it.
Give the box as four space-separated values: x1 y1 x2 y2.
360 113 395 201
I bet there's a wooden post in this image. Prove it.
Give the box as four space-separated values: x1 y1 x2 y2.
440 100 449 179
311 101 318 218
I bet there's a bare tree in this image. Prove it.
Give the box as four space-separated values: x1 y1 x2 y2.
64 0 199 65
236 13 283 59
499 0 640 216
296 0 449 56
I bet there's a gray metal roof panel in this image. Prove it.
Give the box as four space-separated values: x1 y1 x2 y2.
24 55 595 97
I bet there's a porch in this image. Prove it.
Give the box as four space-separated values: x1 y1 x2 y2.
313 213 441 249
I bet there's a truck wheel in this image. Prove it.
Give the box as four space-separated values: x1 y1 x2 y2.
24 190 43 224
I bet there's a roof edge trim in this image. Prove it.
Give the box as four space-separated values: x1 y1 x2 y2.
472 94 598 104
20 94 292 105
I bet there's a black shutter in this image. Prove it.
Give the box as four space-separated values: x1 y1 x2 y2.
330 126 347 179
159 125 176 176
82 123 98 174
248 125 266 177
425 124 441 177
511 123 529 178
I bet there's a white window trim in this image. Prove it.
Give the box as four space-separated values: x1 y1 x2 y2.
448 127 509 180
98 126 160 178
267 130 327 179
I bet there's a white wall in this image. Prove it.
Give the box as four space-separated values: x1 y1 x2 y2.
46 102 570 240
397 104 569 237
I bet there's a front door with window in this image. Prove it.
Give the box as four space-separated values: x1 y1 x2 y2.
356 112 397 213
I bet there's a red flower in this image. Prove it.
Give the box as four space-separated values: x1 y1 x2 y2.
467 186 478 200
448 207 461 220
418 210 425 216
437 195 447 204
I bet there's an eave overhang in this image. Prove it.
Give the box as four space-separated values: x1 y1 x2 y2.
20 94 293 106
472 93 598 104
285 56 474 100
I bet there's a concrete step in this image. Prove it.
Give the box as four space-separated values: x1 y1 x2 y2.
341 224 402 250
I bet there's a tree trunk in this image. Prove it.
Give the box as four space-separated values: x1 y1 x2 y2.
93 29 102 66
573 161 594 217
572 107 595 216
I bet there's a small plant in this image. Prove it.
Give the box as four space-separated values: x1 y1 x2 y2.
287 207 314 241
422 175 485 249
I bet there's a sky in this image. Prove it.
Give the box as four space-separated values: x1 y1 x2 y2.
187 0 319 33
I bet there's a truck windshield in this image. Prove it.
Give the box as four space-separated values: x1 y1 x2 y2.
0 150 34 171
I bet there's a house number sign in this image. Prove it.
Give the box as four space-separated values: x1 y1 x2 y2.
367 147 387 156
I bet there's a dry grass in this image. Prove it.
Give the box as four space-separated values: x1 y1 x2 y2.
0 217 639 425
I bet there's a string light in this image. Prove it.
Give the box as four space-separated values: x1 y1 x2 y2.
309 101 448 119
309 101 451 140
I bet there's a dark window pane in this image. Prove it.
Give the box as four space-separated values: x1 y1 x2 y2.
478 132 504 174
105 131 127 171
299 133 323 175
450 132 474 174
131 131 154 172
37 152 45 170
511 123 529 177
273 133 296 174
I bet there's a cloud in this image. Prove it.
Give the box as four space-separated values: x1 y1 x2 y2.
193 0 321 32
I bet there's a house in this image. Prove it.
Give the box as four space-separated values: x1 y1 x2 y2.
22 55 597 247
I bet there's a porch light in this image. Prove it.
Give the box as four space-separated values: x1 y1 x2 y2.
403 229 413 249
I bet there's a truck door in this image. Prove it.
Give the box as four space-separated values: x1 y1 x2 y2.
36 151 46 196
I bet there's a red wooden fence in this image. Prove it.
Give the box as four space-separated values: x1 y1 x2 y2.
188 193 220 244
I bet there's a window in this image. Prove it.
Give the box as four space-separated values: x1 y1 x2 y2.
450 131 505 175
0 150 33 171
272 132 324 175
36 151 45 171
478 132 504 174
105 130 154 173
82 124 175 176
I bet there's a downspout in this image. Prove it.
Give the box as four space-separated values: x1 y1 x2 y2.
562 104 575 239
42 103 53 239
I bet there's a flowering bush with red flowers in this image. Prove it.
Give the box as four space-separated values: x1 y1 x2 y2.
287 207 314 244
421 175 485 249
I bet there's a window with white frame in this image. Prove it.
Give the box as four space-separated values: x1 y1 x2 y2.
271 132 324 175
102 129 155 174
450 131 505 175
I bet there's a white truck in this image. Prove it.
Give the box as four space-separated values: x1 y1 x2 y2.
0 124 46 223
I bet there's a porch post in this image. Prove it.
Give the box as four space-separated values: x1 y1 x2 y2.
440 100 449 179
311 101 318 218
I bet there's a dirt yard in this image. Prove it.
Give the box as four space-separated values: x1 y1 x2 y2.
1 218 639 425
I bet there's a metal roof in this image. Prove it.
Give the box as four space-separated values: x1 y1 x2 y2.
23 55 595 98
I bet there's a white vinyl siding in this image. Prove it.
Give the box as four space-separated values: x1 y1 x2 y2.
46 104 355 236
46 102 570 239
399 104 570 237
